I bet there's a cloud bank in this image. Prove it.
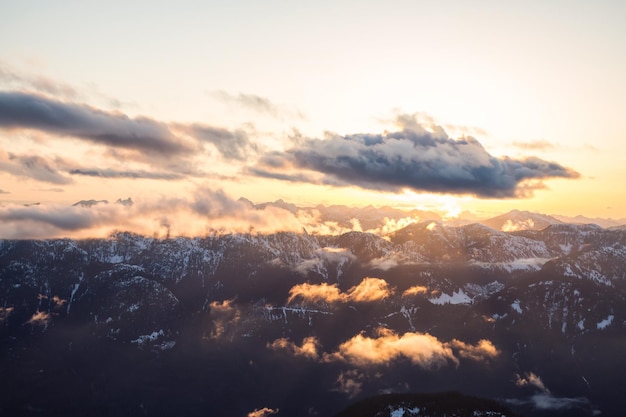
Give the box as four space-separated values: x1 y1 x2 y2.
254 114 579 198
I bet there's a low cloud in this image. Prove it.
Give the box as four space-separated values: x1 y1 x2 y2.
26 311 50 326
510 371 592 411
402 286 429 297
528 394 591 410
287 283 345 304
208 299 240 339
287 277 393 305
450 339 500 361
516 372 548 392
334 370 364 398
247 407 279 417
0 306 14 323
254 114 579 198
348 277 393 302
267 337 320 360
324 328 457 368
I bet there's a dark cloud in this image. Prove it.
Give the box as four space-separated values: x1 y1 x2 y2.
69 168 184 180
0 204 117 231
0 189 9 194
181 124 254 160
254 114 579 198
0 91 195 156
0 152 73 185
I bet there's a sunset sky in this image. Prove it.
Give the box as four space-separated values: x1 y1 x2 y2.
1 1 625 237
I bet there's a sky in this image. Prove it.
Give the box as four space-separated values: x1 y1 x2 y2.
1 0 625 237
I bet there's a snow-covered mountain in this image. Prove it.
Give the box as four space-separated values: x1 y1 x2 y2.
1 221 625 416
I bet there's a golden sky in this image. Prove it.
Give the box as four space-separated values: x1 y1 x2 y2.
1 0 625 237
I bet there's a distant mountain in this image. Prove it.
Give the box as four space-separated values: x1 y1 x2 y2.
480 209 562 231
553 214 626 229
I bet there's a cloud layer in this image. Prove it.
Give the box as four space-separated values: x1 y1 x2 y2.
254 114 579 198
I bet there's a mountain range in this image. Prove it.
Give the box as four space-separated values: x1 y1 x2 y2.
1 205 625 416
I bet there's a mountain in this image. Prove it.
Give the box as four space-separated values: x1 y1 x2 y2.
1 222 625 416
479 210 563 231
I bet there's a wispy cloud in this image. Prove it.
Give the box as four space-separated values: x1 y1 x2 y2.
0 63 78 99
212 90 305 120
267 337 320 360
254 114 579 198
247 407 279 417
0 151 73 185
511 140 557 151
177 123 255 160
69 168 184 180
511 372 592 411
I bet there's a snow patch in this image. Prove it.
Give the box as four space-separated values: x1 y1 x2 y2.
596 315 614 330
429 288 472 305
511 300 523 314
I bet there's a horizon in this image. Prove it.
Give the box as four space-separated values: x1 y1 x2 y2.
1 1 625 238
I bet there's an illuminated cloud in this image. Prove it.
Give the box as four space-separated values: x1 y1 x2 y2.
254 114 579 198
247 407 279 417
325 328 457 368
267 337 320 360
347 277 393 302
334 370 364 398
293 247 356 275
26 311 50 326
449 339 500 361
0 306 14 323
287 277 393 305
515 372 549 392
287 282 346 304
208 299 241 339
0 186 311 238
402 286 429 297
